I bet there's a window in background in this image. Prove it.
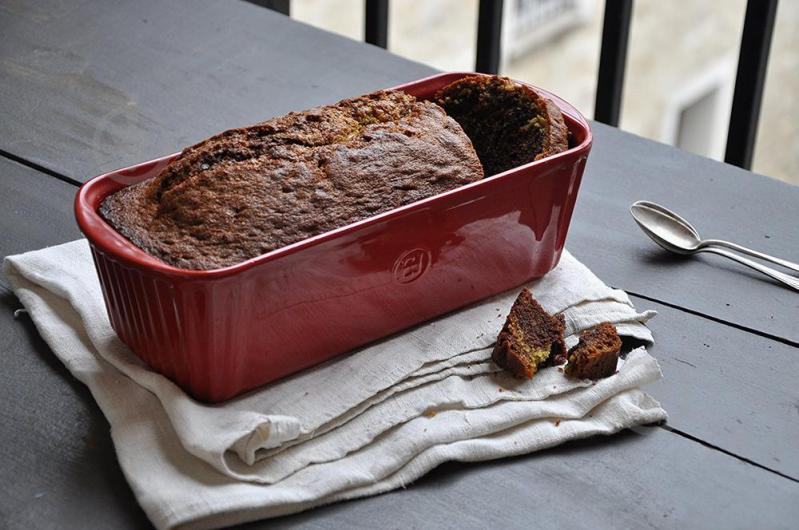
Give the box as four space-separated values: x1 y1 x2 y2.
676 90 724 159
662 58 735 160
622 1 745 157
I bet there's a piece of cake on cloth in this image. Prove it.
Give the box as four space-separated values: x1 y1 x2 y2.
565 322 622 380
492 288 567 379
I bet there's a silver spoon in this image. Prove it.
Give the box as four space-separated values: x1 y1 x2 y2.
630 200 799 292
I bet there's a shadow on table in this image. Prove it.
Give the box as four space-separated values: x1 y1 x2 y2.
638 247 789 291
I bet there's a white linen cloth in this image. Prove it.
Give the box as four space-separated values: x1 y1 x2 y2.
4 240 667 529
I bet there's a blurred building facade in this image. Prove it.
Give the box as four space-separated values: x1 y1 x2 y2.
293 0 798 185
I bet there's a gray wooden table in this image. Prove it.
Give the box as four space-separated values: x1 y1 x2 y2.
1 1 798 528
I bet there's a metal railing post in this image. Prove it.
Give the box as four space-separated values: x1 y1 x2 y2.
725 0 778 169
476 0 504 74
595 0 633 127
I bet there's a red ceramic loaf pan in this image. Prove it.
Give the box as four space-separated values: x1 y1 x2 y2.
75 72 592 402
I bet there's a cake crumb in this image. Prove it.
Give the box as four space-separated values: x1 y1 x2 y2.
434 75 568 176
565 322 621 380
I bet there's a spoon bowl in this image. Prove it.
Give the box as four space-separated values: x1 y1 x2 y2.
629 201 702 254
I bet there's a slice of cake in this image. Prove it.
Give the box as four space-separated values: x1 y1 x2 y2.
492 289 566 379
565 322 621 380
433 75 568 176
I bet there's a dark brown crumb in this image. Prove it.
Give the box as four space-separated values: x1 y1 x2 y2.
565 322 621 380
491 288 566 379
433 75 568 176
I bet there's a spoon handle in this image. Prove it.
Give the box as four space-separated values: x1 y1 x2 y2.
698 247 799 292
702 239 799 275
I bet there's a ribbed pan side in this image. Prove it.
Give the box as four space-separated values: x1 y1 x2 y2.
91 248 206 394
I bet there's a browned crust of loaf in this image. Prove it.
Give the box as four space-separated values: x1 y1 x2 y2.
492 288 566 379
565 322 622 380
536 96 569 160
99 90 484 270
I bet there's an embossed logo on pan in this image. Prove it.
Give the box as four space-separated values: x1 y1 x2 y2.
393 248 432 284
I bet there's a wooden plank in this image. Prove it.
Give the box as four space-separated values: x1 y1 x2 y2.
632 295 799 479
2 294 797 529
0 286 150 529
0 158 82 289
244 430 799 529
568 121 799 344
0 0 433 182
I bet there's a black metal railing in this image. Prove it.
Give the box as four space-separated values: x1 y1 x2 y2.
250 0 290 16
476 0 504 75
255 0 779 171
724 0 778 169
594 0 632 128
365 0 389 48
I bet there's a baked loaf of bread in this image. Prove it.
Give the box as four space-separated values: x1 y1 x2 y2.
100 90 484 270
433 76 568 176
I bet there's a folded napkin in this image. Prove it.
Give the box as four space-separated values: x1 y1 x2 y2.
4 240 667 529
